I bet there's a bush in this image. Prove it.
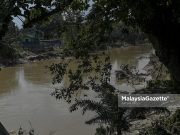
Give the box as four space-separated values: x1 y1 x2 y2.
0 42 21 59
139 109 180 135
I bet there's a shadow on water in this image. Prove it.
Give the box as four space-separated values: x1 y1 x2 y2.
0 45 153 135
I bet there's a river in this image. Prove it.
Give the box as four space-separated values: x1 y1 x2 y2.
0 46 152 135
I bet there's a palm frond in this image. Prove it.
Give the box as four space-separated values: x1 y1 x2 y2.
70 99 107 114
85 115 103 125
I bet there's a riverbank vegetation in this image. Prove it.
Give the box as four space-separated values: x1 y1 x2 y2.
1 0 180 135
0 15 148 67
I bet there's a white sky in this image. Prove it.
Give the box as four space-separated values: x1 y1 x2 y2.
13 16 23 29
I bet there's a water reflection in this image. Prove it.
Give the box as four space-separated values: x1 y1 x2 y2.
23 60 54 85
0 46 153 135
110 46 152 65
0 67 19 95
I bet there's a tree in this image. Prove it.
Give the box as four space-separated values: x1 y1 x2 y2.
35 13 64 39
0 21 20 59
50 54 169 135
0 0 90 40
139 109 180 135
1 0 180 85
91 0 180 86
0 0 76 40
69 82 130 135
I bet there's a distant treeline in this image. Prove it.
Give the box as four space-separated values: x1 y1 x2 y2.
110 23 148 46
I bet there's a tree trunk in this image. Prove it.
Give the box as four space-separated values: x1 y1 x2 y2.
156 45 180 87
0 122 9 135
137 3 180 91
149 29 180 91
117 131 122 135
117 126 122 135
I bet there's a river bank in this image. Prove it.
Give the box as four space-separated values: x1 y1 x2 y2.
0 43 153 68
0 49 62 68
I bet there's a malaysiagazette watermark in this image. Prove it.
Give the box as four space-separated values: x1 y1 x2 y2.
121 95 169 102
118 94 180 107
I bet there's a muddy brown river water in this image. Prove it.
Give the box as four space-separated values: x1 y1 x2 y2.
0 46 152 135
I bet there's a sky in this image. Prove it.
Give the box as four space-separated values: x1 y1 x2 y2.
13 0 93 29
13 17 23 29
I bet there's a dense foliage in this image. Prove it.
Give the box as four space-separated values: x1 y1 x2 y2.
1 0 180 134
139 109 180 135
